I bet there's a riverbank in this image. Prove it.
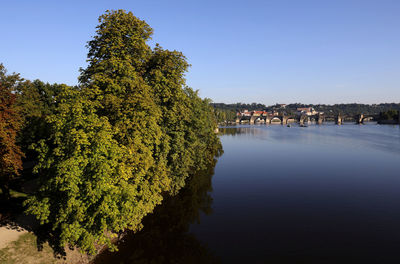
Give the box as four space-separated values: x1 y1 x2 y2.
0 215 94 264
0 189 93 264
0 231 91 264
378 120 399 124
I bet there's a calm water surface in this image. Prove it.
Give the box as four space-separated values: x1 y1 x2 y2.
95 123 400 264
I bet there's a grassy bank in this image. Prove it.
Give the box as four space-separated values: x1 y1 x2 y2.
0 188 91 264
0 233 56 264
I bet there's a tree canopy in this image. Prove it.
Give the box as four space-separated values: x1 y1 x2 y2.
22 10 222 254
0 64 24 199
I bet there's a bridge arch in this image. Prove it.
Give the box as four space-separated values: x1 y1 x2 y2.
356 114 375 124
270 117 282 124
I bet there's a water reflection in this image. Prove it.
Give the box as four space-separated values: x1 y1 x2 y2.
219 126 267 137
220 124 400 155
94 160 220 264
195 124 400 264
95 124 400 264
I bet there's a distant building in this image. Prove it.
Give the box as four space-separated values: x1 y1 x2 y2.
297 107 317 116
276 104 287 108
252 111 263 116
237 110 269 117
238 110 251 117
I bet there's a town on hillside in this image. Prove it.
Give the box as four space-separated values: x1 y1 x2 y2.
212 102 400 125
237 106 320 117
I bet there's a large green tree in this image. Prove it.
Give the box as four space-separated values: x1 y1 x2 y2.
25 10 221 253
25 85 130 252
79 10 171 241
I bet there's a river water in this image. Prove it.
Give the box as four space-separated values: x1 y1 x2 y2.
95 123 400 264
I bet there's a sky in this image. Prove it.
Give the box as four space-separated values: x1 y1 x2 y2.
1 0 399 105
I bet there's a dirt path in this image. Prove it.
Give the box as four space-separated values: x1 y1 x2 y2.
0 224 28 249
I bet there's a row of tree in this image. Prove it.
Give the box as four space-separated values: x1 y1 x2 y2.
214 108 237 123
211 102 267 112
285 103 400 116
379 109 399 121
0 10 222 254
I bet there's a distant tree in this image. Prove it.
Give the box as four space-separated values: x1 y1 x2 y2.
379 109 399 120
210 102 267 113
213 108 237 122
0 65 24 200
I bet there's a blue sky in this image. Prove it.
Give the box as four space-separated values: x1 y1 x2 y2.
1 0 399 105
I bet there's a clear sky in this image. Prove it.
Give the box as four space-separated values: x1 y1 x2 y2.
1 0 399 105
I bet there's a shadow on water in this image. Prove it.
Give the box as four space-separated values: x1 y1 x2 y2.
93 160 221 264
94 124 400 264
219 126 265 136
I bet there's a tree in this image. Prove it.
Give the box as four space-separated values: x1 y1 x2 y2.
96 160 220 264
144 45 194 193
0 65 24 200
24 85 133 253
13 79 63 160
380 109 399 121
79 10 171 242
184 88 223 169
25 10 222 253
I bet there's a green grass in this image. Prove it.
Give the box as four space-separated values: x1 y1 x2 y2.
0 189 28 198
0 233 57 264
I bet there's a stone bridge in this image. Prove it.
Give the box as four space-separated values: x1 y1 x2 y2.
325 113 376 125
236 114 308 125
236 113 378 125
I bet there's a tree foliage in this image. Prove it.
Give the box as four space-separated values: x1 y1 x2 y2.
13 80 63 160
212 102 400 118
214 108 237 123
24 10 222 253
25 85 130 251
211 102 267 112
0 64 24 199
96 160 220 264
379 109 399 121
